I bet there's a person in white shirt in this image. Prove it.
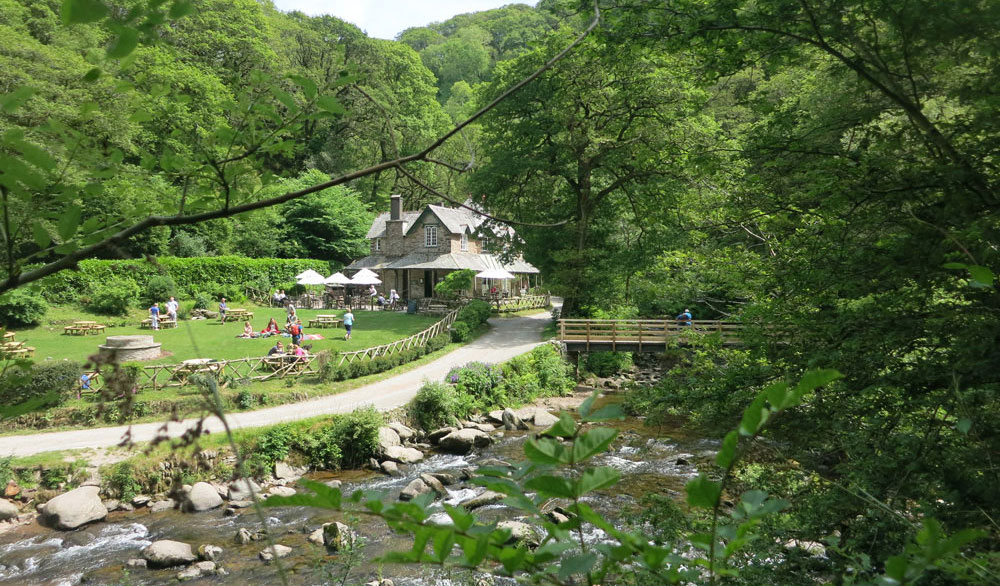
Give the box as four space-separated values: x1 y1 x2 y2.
165 296 179 323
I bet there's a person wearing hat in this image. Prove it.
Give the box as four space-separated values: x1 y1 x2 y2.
676 308 693 326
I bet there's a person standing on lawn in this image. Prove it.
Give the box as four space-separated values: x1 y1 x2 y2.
219 298 228 323
165 296 179 323
343 309 354 340
149 302 160 330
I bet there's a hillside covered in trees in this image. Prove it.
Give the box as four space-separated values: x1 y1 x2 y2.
1 0 998 583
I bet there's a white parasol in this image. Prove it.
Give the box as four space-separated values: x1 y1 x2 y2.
476 268 515 280
354 268 380 280
296 269 326 285
350 273 382 286
324 272 351 286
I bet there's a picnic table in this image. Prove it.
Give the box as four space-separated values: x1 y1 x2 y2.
78 371 104 397
140 318 177 329
2 331 13 342
1 341 34 358
308 314 342 328
64 321 106 335
227 308 254 320
173 358 222 385
263 353 314 374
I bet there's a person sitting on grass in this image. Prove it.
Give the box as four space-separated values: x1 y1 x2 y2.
261 317 280 335
267 341 284 356
238 321 255 338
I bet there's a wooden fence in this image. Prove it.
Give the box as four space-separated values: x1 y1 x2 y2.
135 308 461 390
558 319 745 351
491 294 550 313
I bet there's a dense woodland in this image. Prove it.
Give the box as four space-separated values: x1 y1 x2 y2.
1 0 999 583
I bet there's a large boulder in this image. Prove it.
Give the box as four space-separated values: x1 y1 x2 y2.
259 544 292 563
380 461 401 477
274 462 306 481
227 478 262 501
184 482 223 512
142 540 197 567
460 490 505 510
149 499 176 513
399 478 431 501
426 427 457 444
198 544 223 561
387 422 416 441
267 486 297 498
383 445 424 464
497 520 541 547
532 409 559 427
323 521 357 552
377 426 402 452
438 428 492 455
177 560 216 581
418 474 447 497
42 486 107 530
502 408 528 431
0 499 19 521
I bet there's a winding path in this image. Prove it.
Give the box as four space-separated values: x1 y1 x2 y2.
0 310 553 458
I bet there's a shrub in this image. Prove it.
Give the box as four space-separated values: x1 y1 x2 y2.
178 300 196 319
0 289 48 327
532 344 575 396
250 424 296 473
459 299 491 326
144 275 177 306
450 321 471 342
193 292 211 310
585 351 633 377
235 389 256 410
296 426 343 470
449 362 505 409
105 462 143 501
169 232 207 257
0 360 82 409
86 278 139 315
409 381 460 430
327 407 382 469
435 269 475 299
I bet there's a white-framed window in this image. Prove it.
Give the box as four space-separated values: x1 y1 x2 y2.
375 238 381 251
460 232 468 251
424 225 438 247
481 236 490 251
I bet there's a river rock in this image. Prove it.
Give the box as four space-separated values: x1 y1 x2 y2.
132 495 151 507
377 426 402 452
531 409 559 427
42 486 107 530
365 580 395 586
497 520 540 547
142 540 196 567
460 490 505 510
428 472 456 486
323 521 357 552
468 422 495 433
274 462 307 481
184 482 223 512
427 427 457 444
399 478 431 501
259 544 292 563
308 527 325 546
486 410 505 424
198 544 223 561
0 499 19 521
267 486 297 498
235 528 254 545
126 558 147 569
546 510 570 524
4 481 20 498
383 445 424 464
227 500 253 509
149 499 176 513
324 479 342 489
502 408 528 431
62 531 96 548
419 473 447 497
387 421 416 441
227 478 262 501
438 428 492 454
380 461 401 476
177 560 216 581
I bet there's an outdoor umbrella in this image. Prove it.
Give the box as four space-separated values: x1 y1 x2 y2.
354 268 380 280
296 269 326 285
475 268 515 280
349 273 382 285
324 272 351 286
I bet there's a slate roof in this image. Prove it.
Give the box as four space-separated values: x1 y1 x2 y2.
347 252 539 274
366 211 421 239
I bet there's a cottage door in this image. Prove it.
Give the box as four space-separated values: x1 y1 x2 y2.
424 270 433 298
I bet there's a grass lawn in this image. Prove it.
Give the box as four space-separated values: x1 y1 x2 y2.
15 304 440 366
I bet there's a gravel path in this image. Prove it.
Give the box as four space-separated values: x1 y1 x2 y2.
0 310 553 458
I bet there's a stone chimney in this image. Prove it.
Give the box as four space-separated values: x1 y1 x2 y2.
390 194 401 221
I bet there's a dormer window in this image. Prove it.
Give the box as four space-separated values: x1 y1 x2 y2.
460 232 468 251
424 225 438 247
375 238 381 251
481 236 490 251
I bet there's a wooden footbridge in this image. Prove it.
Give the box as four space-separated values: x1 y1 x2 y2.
557 319 745 352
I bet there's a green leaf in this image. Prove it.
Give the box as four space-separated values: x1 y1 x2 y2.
576 466 620 496
578 389 599 418
582 403 625 422
432 529 455 563
967 265 994 287
685 474 721 509
61 0 108 24
571 427 617 463
1 87 36 114
128 110 153 123
524 436 569 465
32 222 51 249
738 392 770 436
524 474 576 499
542 412 575 438
317 95 346 115
289 75 317 99
792 369 843 398
716 430 739 468
956 418 972 434
558 552 597 579
443 504 474 532
941 262 967 270
82 67 102 82
58 205 82 241
169 0 193 18
107 28 139 59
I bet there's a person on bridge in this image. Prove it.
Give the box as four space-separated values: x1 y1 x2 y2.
676 308 693 326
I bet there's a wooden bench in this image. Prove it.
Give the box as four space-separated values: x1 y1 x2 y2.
64 325 90 335
264 354 314 374
140 318 177 329
228 309 254 320
3 346 34 358
2 331 14 342
308 315 342 328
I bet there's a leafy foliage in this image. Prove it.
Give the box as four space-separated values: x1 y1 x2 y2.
0 288 48 327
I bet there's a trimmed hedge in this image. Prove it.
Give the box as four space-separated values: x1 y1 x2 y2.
37 257 330 304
